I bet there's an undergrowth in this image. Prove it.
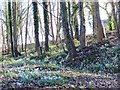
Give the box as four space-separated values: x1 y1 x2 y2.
0 42 120 88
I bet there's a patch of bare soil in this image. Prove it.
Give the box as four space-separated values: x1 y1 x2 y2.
69 74 119 89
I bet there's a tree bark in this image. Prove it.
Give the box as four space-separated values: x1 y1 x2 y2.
91 3 96 36
1 22 6 55
32 1 41 54
94 1 104 42
111 1 119 38
8 1 14 57
60 2 77 59
49 2 55 44
68 1 74 39
55 2 61 42
43 1 49 51
25 1 29 55
12 2 21 57
78 2 86 47
117 1 120 35
5 2 10 54
72 2 79 40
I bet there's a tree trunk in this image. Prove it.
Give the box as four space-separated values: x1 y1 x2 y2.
56 2 61 42
49 2 55 44
20 25 23 51
60 2 77 59
43 1 49 51
94 1 104 42
117 1 120 35
1 22 6 55
72 2 79 40
25 1 29 55
32 1 42 54
93 13 96 36
78 2 86 48
68 1 74 39
12 2 21 57
5 2 10 54
18 2 24 52
111 1 119 38
91 3 96 36
8 1 14 57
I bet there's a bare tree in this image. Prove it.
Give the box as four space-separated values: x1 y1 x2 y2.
19 3 24 51
5 2 10 54
78 1 86 47
55 2 61 42
94 1 104 42
48 2 55 44
72 1 79 40
8 1 14 56
32 1 42 54
12 1 21 57
25 1 29 55
111 1 120 38
117 0 120 36
68 1 74 39
60 2 77 59
43 1 49 51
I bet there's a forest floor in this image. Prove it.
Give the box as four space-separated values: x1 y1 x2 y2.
0 38 120 89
